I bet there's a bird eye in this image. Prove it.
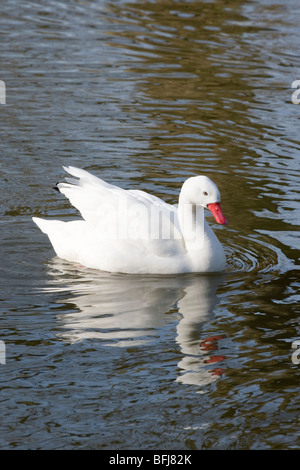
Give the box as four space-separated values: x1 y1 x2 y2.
203 191 208 196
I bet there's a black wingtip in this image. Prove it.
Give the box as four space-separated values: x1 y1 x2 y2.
53 183 60 192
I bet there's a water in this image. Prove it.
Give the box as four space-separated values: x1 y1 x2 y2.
0 0 299 450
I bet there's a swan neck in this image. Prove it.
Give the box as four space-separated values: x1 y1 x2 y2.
178 195 205 250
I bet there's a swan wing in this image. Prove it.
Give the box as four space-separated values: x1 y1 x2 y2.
57 167 182 241
57 166 123 223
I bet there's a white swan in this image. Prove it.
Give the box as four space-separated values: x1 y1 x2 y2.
32 166 228 274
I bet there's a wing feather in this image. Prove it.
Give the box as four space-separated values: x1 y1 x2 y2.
57 167 182 240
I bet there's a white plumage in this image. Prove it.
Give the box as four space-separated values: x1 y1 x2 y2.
33 166 228 274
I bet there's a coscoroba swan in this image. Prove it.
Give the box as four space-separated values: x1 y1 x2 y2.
33 166 228 274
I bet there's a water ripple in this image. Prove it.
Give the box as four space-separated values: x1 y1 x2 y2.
224 234 292 274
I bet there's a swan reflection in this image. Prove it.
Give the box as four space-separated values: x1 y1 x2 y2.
46 258 225 387
176 276 225 387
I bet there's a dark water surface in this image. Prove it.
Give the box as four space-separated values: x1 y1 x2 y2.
0 0 299 449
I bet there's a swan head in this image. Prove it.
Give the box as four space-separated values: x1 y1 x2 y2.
180 175 228 225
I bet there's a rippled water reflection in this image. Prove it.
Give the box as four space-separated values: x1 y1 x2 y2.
0 0 299 450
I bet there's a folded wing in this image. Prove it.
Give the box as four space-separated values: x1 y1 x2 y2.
57 166 182 241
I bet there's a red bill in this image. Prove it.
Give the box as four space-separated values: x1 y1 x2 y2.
207 202 228 225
